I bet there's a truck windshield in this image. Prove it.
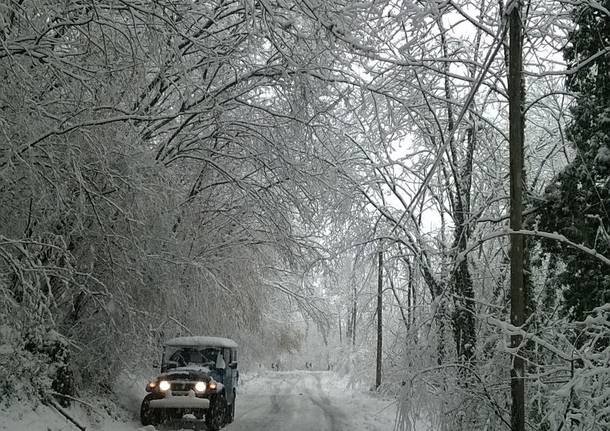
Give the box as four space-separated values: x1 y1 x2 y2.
164 346 221 368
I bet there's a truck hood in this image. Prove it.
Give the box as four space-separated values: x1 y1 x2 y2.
158 367 212 381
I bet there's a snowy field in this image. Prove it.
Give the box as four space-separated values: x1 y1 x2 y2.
1 371 399 431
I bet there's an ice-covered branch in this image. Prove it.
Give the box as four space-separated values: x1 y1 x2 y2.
457 228 610 266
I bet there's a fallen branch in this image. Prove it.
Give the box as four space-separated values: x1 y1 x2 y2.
48 391 105 418
44 397 87 431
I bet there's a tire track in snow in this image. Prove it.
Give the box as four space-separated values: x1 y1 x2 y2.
227 373 299 431
306 372 349 431
224 371 379 431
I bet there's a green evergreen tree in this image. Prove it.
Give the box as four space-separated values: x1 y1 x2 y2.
536 1 610 321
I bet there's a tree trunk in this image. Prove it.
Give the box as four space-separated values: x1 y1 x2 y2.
376 249 383 389
436 10 477 364
389 276 409 330
508 2 526 430
351 284 357 347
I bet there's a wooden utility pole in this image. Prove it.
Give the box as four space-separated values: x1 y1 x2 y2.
375 249 383 389
508 1 526 430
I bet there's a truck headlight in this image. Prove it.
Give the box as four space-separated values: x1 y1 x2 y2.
159 380 171 391
194 381 206 392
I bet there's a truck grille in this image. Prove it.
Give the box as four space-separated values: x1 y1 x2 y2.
170 381 195 393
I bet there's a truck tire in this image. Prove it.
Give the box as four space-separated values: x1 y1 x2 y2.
225 393 236 424
205 393 227 430
140 393 161 426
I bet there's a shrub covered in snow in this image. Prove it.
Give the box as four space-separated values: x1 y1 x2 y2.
0 324 74 405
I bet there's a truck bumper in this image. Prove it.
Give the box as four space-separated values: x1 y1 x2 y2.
149 396 210 409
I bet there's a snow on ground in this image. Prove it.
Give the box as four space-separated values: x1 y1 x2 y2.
0 397 143 431
0 371 401 431
228 370 398 431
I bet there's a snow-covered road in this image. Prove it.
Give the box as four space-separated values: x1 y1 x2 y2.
226 371 395 431
2 371 398 431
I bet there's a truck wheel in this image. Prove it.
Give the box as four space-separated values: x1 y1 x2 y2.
140 393 160 426
225 393 236 424
205 394 227 430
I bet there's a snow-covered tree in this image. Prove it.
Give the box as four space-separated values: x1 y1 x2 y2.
536 0 610 321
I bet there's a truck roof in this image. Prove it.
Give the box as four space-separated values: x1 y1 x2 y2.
164 336 238 349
